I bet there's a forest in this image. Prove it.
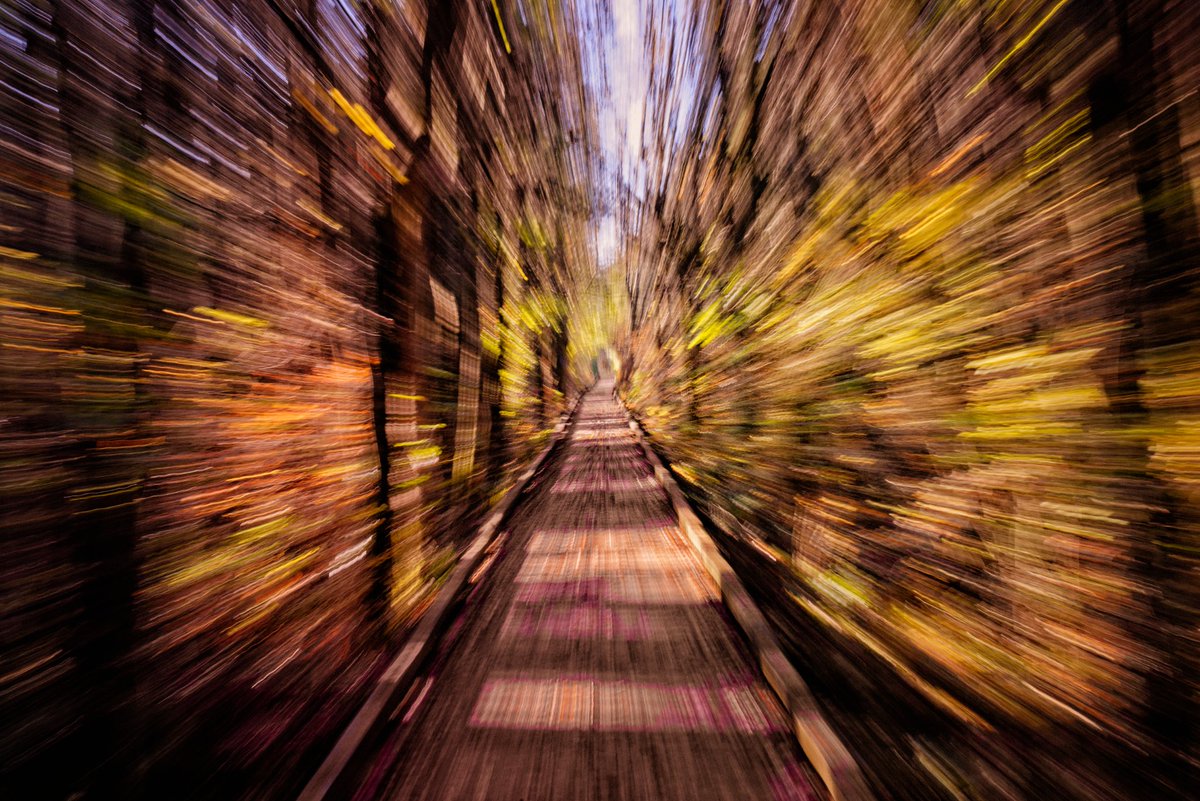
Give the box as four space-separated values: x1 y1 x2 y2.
2 1 1197 800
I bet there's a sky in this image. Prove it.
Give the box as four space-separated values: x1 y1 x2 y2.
587 0 649 269
586 0 700 270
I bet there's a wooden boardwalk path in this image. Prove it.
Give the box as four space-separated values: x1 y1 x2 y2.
351 383 823 801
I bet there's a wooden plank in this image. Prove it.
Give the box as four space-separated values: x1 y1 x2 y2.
295 392 586 801
627 410 872 801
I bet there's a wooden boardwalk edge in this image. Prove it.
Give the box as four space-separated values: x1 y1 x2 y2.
296 392 588 801
625 411 873 801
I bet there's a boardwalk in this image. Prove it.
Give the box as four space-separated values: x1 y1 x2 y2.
353 383 822 801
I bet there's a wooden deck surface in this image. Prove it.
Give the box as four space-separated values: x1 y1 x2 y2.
351 383 824 801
